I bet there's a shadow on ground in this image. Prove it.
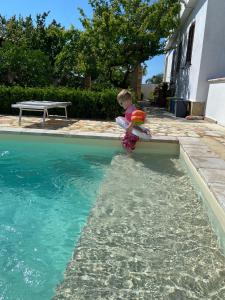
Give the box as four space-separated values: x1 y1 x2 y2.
24 118 78 129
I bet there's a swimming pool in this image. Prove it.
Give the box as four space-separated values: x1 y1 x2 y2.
55 147 225 299
0 135 117 300
1 134 225 299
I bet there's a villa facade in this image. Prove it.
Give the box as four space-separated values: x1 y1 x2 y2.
164 0 225 122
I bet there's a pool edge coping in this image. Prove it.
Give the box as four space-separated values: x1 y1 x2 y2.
0 127 178 143
179 137 225 236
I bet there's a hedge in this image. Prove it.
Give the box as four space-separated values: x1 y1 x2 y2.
0 86 123 120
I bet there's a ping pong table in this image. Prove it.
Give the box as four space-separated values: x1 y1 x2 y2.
11 100 72 126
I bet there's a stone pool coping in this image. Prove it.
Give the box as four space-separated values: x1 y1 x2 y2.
0 126 178 142
1 127 225 231
179 137 225 235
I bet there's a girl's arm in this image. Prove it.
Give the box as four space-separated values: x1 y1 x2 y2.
126 120 135 133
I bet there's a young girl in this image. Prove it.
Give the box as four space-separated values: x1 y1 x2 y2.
117 89 148 152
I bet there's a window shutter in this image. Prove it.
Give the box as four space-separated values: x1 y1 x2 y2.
176 42 183 72
170 50 176 83
186 23 195 64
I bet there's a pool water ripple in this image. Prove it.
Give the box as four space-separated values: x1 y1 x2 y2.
55 154 225 300
0 141 115 300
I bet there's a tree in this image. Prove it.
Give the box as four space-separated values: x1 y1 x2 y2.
0 42 53 86
35 14 66 65
145 73 163 84
0 13 67 65
0 13 71 86
79 0 180 88
54 28 83 86
0 13 93 87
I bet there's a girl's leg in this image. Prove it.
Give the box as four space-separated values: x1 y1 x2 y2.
122 132 139 152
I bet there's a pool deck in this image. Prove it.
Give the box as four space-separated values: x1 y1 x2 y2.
1 108 225 299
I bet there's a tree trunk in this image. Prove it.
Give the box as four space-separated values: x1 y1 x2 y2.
84 75 91 89
128 65 142 100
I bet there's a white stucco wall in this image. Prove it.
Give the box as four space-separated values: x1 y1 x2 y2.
141 84 157 99
196 0 225 103
176 0 208 102
164 50 174 83
164 0 225 106
205 80 225 126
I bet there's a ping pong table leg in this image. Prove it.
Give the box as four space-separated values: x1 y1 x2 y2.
19 108 22 126
43 109 46 127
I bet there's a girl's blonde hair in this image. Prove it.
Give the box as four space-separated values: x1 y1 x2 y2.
117 89 132 104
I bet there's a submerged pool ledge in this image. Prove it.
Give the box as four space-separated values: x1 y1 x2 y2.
1 127 224 221
179 137 225 248
0 126 177 142
1 129 225 225
0 127 179 156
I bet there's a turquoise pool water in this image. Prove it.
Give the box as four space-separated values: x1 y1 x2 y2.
55 153 225 299
0 136 116 300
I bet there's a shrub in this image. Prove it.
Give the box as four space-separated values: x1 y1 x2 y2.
0 86 122 120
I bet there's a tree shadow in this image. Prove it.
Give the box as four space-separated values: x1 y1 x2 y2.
23 118 78 129
132 152 185 177
147 106 177 119
113 153 185 177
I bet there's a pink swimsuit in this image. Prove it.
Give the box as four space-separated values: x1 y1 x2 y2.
125 104 136 122
122 104 139 152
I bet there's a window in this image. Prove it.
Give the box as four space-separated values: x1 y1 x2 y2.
170 50 176 82
186 22 195 65
176 42 183 72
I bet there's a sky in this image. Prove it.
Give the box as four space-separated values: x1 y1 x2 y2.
0 0 165 83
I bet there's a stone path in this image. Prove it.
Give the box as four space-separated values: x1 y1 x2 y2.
1 108 225 138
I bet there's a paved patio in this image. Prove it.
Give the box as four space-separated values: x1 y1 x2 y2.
1 107 225 158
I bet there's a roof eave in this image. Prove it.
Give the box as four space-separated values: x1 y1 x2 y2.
165 0 199 51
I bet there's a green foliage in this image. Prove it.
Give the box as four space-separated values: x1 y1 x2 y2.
0 14 82 87
0 13 66 63
53 28 99 87
145 73 163 84
0 86 122 119
0 43 53 86
79 0 181 87
0 1 180 89
148 91 155 101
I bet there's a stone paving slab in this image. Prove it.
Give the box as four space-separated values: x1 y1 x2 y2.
190 157 225 170
199 169 225 185
181 143 209 149
181 147 219 158
210 184 225 211
179 137 205 145
180 138 225 219
1 107 225 141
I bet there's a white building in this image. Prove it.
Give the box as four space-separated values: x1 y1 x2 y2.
164 0 225 120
